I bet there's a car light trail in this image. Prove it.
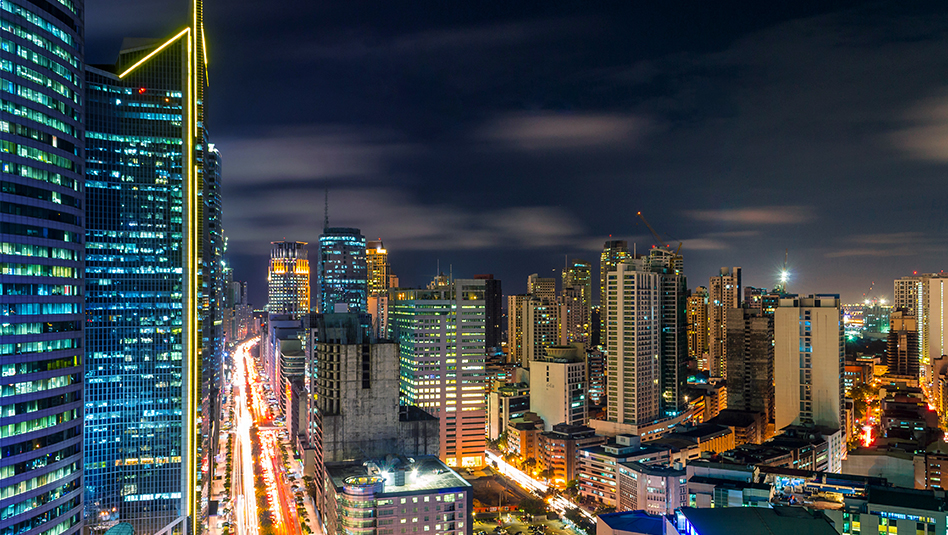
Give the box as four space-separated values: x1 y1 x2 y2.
484 450 595 521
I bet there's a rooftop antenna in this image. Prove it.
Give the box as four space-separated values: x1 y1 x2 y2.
324 188 329 230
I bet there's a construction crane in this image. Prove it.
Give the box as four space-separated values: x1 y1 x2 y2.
636 211 682 254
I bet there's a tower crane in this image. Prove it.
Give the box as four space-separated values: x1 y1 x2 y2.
636 211 682 254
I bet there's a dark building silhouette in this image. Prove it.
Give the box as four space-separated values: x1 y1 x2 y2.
474 274 502 351
725 308 775 432
888 309 919 377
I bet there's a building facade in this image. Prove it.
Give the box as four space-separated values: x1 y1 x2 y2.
725 308 775 429
318 227 367 314
0 1 85 534
562 259 592 343
389 280 488 468
889 309 920 377
529 345 587 431
687 287 709 370
605 261 661 427
599 240 629 343
366 239 390 296
708 267 741 378
267 241 310 315
83 8 212 532
473 274 502 352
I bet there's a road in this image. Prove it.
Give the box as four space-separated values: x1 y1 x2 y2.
233 338 260 535
485 450 594 523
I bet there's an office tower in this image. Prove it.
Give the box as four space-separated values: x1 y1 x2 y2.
688 287 710 369
530 345 588 431
474 274 503 351
522 297 567 365
605 262 662 426
318 227 367 314
888 310 919 377
774 295 844 471
389 280 488 468
507 294 527 365
708 267 742 378
84 3 210 531
527 273 556 301
648 248 688 416
725 309 775 429
600 240 630 342
0 1 84 534
366 239 391 296
267 241 310 315
562 259 592 341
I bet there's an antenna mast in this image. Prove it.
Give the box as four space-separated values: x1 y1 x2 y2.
324 188 329 230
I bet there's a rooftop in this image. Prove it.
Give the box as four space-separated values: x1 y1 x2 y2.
868 486 947 512
677 506 837 535
325 456 470 496
706 409 763 428
598 510 664 534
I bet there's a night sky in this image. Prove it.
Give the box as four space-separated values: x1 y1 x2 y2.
88 1 948 308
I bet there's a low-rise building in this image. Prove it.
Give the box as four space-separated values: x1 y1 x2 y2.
507 412 544 462
323 456 473 535
669 507 837 535
578 435 670 507
705 409 767 445
487 383 530 440
596 510 664 535
616 461 687 515
824 486 948 535
538 423 605 487
685 460 771 508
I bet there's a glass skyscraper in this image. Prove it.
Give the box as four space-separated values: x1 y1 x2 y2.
317 227 367 314
0 1 85 535
83 2 211 532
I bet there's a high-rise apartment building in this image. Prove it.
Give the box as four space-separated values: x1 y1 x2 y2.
687 287 709 369
527 273 556 302
318 227 367 314
888 310 919 377
530 345 587 431
709 267 742 378
894 274 948 390
774 295 844 471
507 294 527 365
389 280 488 468
1 2 85 535
522 297 567 365
84 4 211 531
725 309 775 430
605 262 662 426
562 259 592 342
267 241 310 315
648 249 688 416
600 240 629 342
474 274 502 351
366 239 391 296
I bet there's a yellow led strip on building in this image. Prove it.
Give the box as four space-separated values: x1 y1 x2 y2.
116 27 190 79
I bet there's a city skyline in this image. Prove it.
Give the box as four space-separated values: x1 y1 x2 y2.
86 1 948 307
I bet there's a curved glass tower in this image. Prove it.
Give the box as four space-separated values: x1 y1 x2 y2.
0 1 85 535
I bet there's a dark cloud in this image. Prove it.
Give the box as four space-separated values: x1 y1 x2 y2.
85 1 948 305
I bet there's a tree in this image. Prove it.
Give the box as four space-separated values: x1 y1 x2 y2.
565 479 579 497
519 497 548 516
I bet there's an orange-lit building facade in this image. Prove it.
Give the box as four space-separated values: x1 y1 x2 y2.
267 241 311 315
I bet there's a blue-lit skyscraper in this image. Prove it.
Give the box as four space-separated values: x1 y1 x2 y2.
0 1 85 535
317 227 367 313
83 2 211 532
